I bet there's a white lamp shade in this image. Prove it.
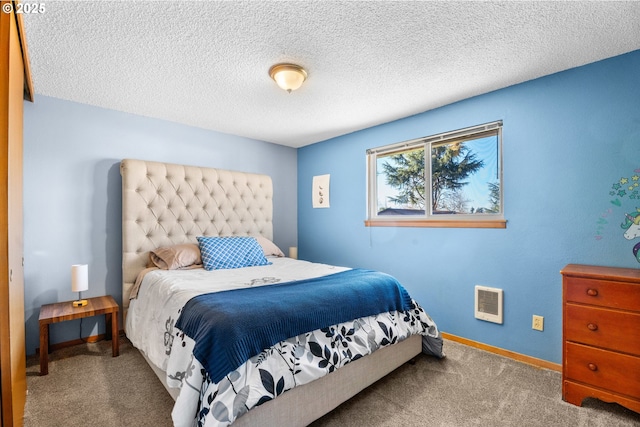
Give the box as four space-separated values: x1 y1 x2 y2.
71 264 89 292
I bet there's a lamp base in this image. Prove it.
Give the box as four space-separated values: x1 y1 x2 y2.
72 299 88 307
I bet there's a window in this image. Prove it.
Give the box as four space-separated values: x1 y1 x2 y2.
366 121 505 228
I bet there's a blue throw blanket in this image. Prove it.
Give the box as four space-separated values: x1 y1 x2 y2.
175 268 413 384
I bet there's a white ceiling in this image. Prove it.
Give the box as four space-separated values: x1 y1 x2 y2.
22 1 640 148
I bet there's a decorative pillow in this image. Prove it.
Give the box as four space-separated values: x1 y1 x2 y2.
252 235 285 257
149 243 202 270
197 236 272 270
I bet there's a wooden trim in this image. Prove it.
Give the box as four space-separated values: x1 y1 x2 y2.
0 8 12 423
36 329 125 354
13 1 33 101
365 218 507 229
442 332 562 372
0 4 27 423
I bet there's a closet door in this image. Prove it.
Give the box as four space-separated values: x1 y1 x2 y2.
0 2 31 426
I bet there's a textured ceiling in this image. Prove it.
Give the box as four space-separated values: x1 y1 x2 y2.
22 1 640 148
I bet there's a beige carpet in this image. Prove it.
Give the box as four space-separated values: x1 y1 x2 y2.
24 337 640 427
24 338 174 427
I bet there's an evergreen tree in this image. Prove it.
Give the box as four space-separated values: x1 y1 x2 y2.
487 181 500 213
382 143 484 212
381 148 425 209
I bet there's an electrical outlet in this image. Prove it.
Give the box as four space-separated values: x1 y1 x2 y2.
532 315 544 331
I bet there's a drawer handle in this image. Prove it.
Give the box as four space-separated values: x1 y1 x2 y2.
586 288 598 297
587 323 598 331
588 363 598 372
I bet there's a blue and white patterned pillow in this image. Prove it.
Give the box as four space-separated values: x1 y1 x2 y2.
197 236 272 271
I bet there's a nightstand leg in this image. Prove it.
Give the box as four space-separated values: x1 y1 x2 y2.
39 323 49 375
107 312 119 357
105 313 112 341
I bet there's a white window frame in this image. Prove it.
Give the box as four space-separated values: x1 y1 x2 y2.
366 121 506 229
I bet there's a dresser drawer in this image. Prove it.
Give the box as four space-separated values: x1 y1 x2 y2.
565 342 640 399
565 304 640 355
564 276 640 311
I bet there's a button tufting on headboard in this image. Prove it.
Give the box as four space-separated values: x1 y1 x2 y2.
120 159 274 318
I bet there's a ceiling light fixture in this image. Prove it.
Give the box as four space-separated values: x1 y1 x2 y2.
269 63 307 93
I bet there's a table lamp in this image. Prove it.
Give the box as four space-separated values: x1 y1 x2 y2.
71 264 88 307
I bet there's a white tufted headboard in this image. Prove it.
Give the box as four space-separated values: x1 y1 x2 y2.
120 159 273 313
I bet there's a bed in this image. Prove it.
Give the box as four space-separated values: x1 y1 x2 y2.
121 158 443 426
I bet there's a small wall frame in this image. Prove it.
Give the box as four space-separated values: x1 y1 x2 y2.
312 174 330 208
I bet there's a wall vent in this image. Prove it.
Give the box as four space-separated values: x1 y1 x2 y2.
475 285 503 324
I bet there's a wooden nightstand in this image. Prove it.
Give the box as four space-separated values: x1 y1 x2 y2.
38 295 120 375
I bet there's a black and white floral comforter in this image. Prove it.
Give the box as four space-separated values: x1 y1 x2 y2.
126 258 442 427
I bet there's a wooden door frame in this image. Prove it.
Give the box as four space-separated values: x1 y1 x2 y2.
0 2 33 426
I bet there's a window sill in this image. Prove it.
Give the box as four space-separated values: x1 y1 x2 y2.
364 219 507 229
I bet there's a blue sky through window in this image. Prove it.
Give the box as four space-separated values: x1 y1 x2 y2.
376 135 499 214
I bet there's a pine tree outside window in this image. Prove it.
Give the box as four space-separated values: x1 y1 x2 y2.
366 121 506 228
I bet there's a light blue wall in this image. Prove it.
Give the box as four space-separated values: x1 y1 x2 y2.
298 50 640 364
23 96 297 355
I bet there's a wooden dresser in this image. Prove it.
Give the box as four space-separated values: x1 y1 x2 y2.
561 264 640 413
